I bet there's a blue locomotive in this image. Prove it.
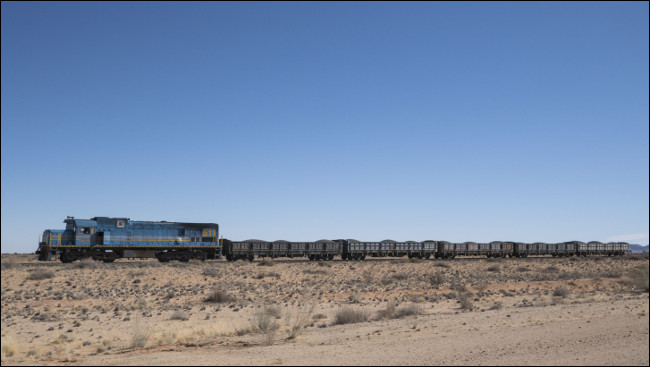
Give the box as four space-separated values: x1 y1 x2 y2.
36 216 220 263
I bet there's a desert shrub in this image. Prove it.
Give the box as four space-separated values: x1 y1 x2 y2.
622 253 649 261
629 265 649 292
542 266 560 273
303 269 328 275
170 311 189 321
286 304 315 340
253 307 281 345
450 281 467 292
1 337 17 357
348 292 362 304
489 302 503 310
601 270 622 279
429 272 445 286
381 277 393 286
516 266 530 272
1 257 18 271
317 260 332 267
204 289 235 304
333 307 370 325
553 286 570 298
459 292 474 311
264 305 282 318
71 258 99 269
486 265 501 273
27 269 55 280
376 302 397 320
258 258 276 267
434 262 451 268
394 303 424 318
203 267 219 277
392 273 409 281
130 321 148 349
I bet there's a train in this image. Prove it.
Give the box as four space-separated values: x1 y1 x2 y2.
35 216 630 263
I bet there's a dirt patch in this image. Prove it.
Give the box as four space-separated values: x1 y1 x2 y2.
1 253 648 365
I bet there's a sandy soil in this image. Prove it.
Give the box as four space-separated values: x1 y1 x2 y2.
1 253 648 366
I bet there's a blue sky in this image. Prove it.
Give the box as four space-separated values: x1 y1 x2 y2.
1 2 648 253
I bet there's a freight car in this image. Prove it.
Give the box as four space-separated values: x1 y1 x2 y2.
36 216 631 263
36 216 220 263
221 239 339 261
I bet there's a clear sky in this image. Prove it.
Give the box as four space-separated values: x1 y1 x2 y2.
1 2 648 253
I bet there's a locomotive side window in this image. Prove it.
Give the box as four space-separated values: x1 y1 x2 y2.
179 229 186 236
78 227 94 234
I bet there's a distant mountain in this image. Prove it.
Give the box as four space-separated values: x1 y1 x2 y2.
630 244 649 253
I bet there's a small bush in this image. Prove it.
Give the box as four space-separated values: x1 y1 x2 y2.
629 265 649 292
204 290 235 304
27 269 55 280
72 258 99 269
429 272 445 286
486 265 500 273
130 321 148 349
450 281 467 292
303 269 328 275
203 267 219 277
317 260 332 267
333 307 370 325
170 311 189 321
392 273 409 281
394 304 424 318
543 266 560 273
434 262 451 268
258 258 276 267
381 277 393 286
516 266 530 272
459 292 474 311
286 304 315 340
376 302 397 320
254 307 281 345
553 286 570 298
1 338 17 357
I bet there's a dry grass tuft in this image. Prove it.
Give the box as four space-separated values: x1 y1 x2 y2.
459 292 474 311
170 310 189 321
1 337 17 358
286 304 315 340
204 289 236 304
258 258 276 267
553 286 570 298
130 320 148 349
71 258 100 269
428 272 445 286
254 306 281 345
628 264 649 292
202 267 219 277
487 265 501 273
333 307 370 325
27 269 55 280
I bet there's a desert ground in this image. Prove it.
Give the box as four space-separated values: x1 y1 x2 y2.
1 253 648 366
